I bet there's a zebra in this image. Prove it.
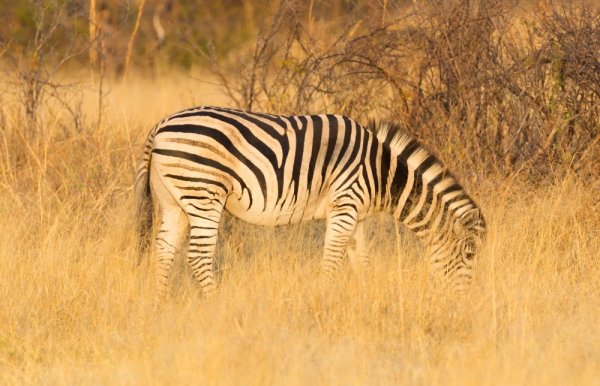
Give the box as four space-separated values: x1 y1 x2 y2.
134 106 486 296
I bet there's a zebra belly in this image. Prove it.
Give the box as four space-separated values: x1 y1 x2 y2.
224 193 329 226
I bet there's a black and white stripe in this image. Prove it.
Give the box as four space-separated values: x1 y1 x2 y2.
134 106 486 295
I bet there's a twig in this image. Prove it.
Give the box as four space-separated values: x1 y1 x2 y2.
123 0 147 84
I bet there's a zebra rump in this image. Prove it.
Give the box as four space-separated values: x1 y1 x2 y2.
134 106 486 296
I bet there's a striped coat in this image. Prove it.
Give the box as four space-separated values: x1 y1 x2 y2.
135 106 486 295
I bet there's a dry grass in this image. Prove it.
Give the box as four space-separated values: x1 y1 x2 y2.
0 74 599 385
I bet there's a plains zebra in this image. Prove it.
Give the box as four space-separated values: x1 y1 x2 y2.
134 106 486 296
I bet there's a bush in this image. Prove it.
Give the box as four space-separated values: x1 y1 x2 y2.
205 0 600 178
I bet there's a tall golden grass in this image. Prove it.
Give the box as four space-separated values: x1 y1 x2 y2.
0 74 599 385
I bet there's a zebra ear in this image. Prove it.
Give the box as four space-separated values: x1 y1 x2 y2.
454 208 481 234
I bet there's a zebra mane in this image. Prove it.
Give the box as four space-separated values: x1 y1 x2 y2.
366 119 456 183
367 120 439 160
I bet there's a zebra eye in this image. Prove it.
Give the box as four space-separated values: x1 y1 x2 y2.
462 239 476 259
464 242 474 253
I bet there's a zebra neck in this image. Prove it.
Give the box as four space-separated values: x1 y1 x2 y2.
387 152 452 240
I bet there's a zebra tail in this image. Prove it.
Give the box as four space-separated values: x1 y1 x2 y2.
133 130 155 262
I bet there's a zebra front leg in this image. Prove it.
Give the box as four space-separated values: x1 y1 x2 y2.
322 205 359 279
347 220 369 274
184 193 226 296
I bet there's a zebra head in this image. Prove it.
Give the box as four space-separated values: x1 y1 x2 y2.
453 207 486 261
367 119 486 294
428 206 487 294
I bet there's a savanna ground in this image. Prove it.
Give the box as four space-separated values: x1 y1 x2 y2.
1 0 600 384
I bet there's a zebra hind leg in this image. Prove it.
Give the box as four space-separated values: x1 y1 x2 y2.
150 167 189 297
184 189 227 296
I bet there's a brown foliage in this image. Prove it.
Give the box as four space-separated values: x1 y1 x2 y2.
206 0 600 178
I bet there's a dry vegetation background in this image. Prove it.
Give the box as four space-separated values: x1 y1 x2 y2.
1 0 600 384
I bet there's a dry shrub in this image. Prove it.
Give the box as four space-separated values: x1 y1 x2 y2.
206 0 600 178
